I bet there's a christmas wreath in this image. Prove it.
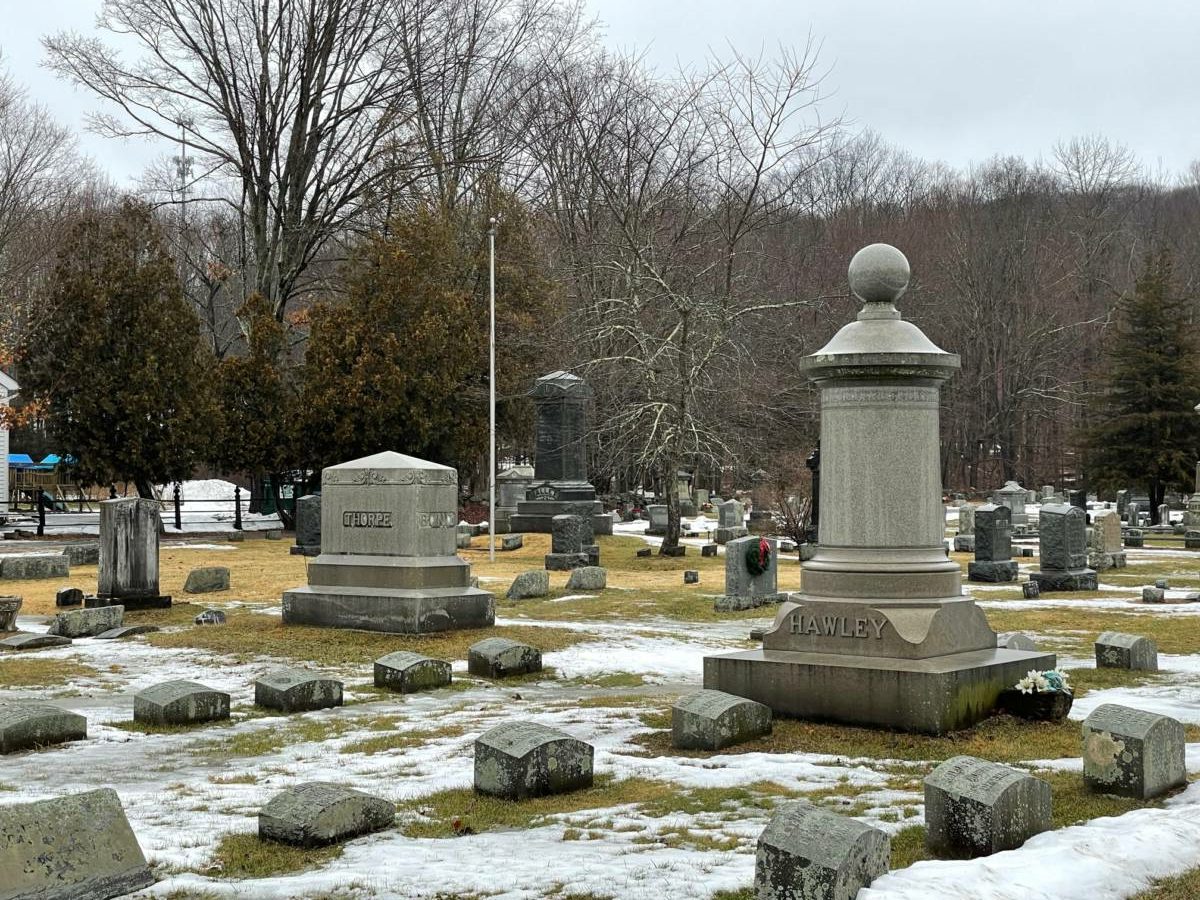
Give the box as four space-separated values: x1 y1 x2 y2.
745 537 772 577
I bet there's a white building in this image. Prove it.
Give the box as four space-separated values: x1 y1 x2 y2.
0 371 17 514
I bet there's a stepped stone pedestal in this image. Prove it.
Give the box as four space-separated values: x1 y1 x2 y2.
704 244 1052 735
283 452 495 634
508 372 609 535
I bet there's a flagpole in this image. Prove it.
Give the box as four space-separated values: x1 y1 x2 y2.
488 217 497 562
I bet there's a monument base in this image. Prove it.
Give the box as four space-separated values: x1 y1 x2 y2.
714 592 786 612
282 585 495 634
88 595 172 610
289 545 320 557
1029 568 1098 592
545 553 588 571
703 646 1055 734
967 560 1018 582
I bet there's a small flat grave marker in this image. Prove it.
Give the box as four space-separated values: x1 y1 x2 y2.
47 604 123 639
94 625 160 640
672 690 771 751
258 782 395 847
474 721 594 799
1095 631 1158 671
1083 704 1185 799
374 651 451 693
134 680 230 726
255 668 344 713
468 638 542 679
0 632 72 651
0 703 87 754
924 755 1051 856
755 801 889 900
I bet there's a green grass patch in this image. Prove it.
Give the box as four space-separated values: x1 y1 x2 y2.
985 606 1200 656
0 658 99 687
1133 867 1200 899
206 832 343 879
146 610 588 667
340 723 466 755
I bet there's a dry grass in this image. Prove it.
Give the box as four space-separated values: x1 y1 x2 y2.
0 657 100 687
984 606 1200 656
206 832 343 879
1133 868 1200 899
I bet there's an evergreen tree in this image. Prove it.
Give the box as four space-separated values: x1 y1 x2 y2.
297 197 554 475
18 200 215 497
1086 249 1200 522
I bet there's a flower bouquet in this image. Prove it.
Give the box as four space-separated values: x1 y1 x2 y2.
997 669 1074 722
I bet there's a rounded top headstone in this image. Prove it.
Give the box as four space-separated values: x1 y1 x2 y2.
848 243 910 306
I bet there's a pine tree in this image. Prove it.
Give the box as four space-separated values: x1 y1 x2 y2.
18 200 215 497
1086 250 1200 521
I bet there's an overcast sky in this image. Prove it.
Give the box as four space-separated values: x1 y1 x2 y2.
2 0 1197 186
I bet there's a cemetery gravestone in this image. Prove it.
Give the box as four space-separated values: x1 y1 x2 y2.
1090 509 1125 570
194 608 226 625
716 536 782 611
474 721 594 800
705 244 1053 734
134 680 230 726
755 801 890 900
184 566 229 593
0 554 69 580
1095 631 1158 671
95 625 159 640
509 372 608 535
495 465 534 533
924 755 1051 856
501 533 523 551
1021 581 1040 599
565 565 606 590
467 637 542 678
259 782 395 847
97 498 171 609
545 514 589 571
255 668 344 713
967 504 1017 582
0 632 71 651
994 481 1029 527
507 570 550 599
672 690 772 750
55 587 83 607
1186 530 1200 550
374 651 451 693
0 788 154 899
0 703 87 754
0 596 19 631
958 504 976 535
702 543 718 557
291 494 322 556
62 542 100 566
282 451 495 633
715 499 748 544
1082 704 1185 799
47 605 123 638
646 504 668 536
1125 528 1145 548
1142 587 1166 603
1159 503 1171 526
1030 504 1097 591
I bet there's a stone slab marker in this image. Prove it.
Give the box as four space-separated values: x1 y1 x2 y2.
374 651 451 692
0 788 154 900
924 755 1051 856
184 566 230 593
715 499 748 544
672 690 772 750
255 668 344 712
291 494 322 556
646 504 668 536
282 451 494 634
755 801 890 900
468 637 542 678
545 514 589 571
0 554 69 580
47 604 123 638
259 782 394 847
968 504 1017 582
1031 504 1097 591
716 535 781 611
1095 631 1158 671
0 632 72 651
1083 704 1185 799
98 497 171 609
705 244 1055 734
0 703 87 754
506 570 549 599
95 625 160 640
958 504 975 535
474 721 594 799
134 680 230 725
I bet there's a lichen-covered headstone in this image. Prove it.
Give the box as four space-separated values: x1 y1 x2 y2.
672 690 772 750
47 604 123 638
184 566 230 593
467 637 542 678
1095 631 1158 671
259 782 394 847
1 554 69 580
1082 704 1185 799
506 570 550 600
474 721 594 799
0 788 154 899
924 755 1051 856
374 651 451 693
0 703 87 754
255 668 344 712
134 680 230 726
755 801 890 900
958 505 976 535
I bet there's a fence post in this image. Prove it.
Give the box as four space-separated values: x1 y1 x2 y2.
234 485 243 531
109 484 118 500
173 482 182 531
37 491 46 537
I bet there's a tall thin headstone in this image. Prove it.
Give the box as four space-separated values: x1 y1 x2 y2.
97 498 171 609
705 244 1053 734
967 504 1017 582
1031 504 1097 591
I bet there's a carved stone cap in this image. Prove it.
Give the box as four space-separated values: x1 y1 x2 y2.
531 370 591 400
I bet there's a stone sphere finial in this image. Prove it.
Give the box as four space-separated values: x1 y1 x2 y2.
848 243 910 305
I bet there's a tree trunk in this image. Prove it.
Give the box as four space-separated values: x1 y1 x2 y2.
270 474 295 530
661 462 681 553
